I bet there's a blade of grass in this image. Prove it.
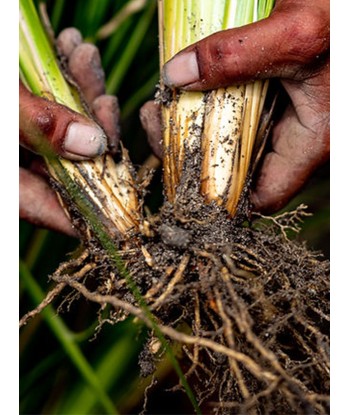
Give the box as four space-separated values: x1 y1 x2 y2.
100 16 134 69
88 207 202 414
58 321 145 414
20 2 200 412
96 0 147 41
72 0 112 36
20 349 65 398
121 71 159 119
106 0 157 94
20 227 51 352
49 0 66 31
23 228 50 270
20 0 84 110
85 0 111 35
19 259 119 414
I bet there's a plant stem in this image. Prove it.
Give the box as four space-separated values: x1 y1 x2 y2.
20 0 142 238
20 2 198 411
19 259 119 414
106 0 157 94
158 0 275 216
23 228 50 271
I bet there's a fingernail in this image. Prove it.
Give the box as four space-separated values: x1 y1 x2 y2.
64 122 107 158
163 51 199 87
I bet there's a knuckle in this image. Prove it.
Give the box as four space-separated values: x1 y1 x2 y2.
36 107 56 136
283 8 329 62
204 36 239 85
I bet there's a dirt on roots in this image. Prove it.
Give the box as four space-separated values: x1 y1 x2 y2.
29 180 329 415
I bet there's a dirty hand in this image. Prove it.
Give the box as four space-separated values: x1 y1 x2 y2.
152 0 329 213
20 28 121 236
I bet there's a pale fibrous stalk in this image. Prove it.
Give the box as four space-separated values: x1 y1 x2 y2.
158 0 274 216
20 0 141 240
20 1 330 414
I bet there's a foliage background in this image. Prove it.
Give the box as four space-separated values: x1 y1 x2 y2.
19 1 329 413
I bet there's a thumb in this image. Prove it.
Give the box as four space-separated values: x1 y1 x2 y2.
19 80 107 160
162 0 329 90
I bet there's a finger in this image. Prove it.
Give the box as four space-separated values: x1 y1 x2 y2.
19 80 107 160
91 95 121 155
19 168 77 237
162 0 329 90
139 101 163 159
251 102 329 213
68 43 106 106
57 30 119 153
56 27 83 58
251 60 329 213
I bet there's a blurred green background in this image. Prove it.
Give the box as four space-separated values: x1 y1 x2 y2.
19 1 329 414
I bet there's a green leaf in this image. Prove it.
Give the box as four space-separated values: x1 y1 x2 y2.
19 259 119 414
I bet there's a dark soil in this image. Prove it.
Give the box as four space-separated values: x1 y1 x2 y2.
25 109 329 414
46 177 329 414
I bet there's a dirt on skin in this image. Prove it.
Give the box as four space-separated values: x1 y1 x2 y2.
42 159 330 415
23 81 329 414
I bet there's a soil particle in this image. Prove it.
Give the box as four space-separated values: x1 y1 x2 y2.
48 161 329 415
158 224 191 249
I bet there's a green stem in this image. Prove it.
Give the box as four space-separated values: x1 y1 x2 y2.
19 259 119 414
60 320 145 414
50 0 66 31
20 2 199 411
19 0 83 110
76 192 202 414
23 228 50 271
112 264 202 414
106 0 157 94
121 71 159 119
101 17 133 68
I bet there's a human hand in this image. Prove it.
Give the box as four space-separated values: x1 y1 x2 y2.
20 28 121 236
159 0 330 213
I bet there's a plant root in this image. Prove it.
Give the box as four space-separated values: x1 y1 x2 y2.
21 197 329 414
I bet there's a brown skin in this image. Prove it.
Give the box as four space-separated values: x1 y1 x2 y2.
19 167 77 237
20 1 330 233
91 95 121 155
19 80 103 159
162 0 330 213
19 29 121 236
139 101 163 159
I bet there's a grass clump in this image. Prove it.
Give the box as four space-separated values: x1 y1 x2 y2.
20 1 329 413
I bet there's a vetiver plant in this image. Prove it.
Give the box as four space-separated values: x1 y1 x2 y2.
20 0 329 413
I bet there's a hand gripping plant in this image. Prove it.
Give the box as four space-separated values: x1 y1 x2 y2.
20 0 329 413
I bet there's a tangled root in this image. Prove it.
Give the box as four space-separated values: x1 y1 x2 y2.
20 201 329 414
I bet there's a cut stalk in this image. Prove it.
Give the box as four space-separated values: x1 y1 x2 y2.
20 3 329 413
20 0 141 240
20 3 200 412
158 0 275 216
